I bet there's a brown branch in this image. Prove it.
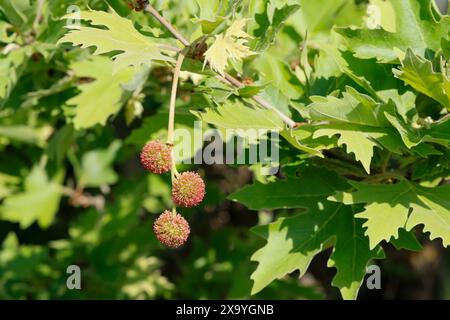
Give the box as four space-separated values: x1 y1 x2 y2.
144 4 190 46
144 3 297 128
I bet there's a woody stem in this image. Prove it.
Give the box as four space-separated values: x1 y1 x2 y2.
167 51 185 146
167 51 185 214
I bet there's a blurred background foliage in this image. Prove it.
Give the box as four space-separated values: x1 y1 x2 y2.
0 0 449 299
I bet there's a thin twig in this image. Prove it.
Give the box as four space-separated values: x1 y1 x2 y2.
253 95 297 128
157 44 181 52
168 52 186 145
144 4 190 46
219 73 297 127
144 3 297 128
436 112 450 124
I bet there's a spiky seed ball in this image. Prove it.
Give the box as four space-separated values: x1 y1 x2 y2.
172 171 205 208
140 140 172 174
153 210 190 248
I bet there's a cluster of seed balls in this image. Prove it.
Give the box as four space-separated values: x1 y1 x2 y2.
140 140 205 248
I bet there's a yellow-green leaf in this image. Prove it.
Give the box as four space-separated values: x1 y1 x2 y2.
58 9 174 72
204 19 255 76
67 56 135 129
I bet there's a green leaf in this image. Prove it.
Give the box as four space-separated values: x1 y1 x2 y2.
393 49 450 110
67 56 135 129
314 45 405 99
314 128 377 173
46 125 75 165
337 0 450 62
78 140 121 188
377 89 417 122
194 0 225 33
0 20 16 43
390 228 423 252
368 0 397 32
307 87 446 159
308 87 381 127
198 77 236 103
237 84 266 98
229 166 348 210
0 47 28 103
252 3 300 51
331 180 450 249
193 100 284 131
327 205 385 299
293 0 366 37
58 9 174 71
258 85 291 117
251 52 302 99
442 36 450 59
279 128 325 157
0 166 63 229
250 202 383 299
0 0 35 27
0 172 19 200
307 88 408 169
424 115 450 142
339 51 404 96
249 208 327 295
315 123 406 156
384 112 449 149
195 0 220 21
